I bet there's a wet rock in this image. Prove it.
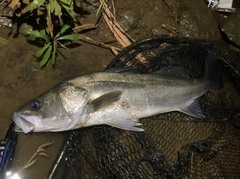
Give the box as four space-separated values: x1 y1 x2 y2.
114 0 176 39
177 0 221 40
220 9 240 48
113 0 221 40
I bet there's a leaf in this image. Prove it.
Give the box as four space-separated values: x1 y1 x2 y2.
59 0 71 5
55 24 70 38
46 4 54 38
49 0 55 13
54 0 62 19
59 2 71 9
66 9 77 22
57 34 81 41
59 2 76 21
45 28 53 41
96 0 104 16
25 28 49 41
21 0 45 14
51 43 57 65
45 26 50 35
36 43 51 58
40 45 52 67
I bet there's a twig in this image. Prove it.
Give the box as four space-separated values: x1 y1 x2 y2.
17 141 54 173
80 34 122 55
111 0 116 17
99 0 134 47
73 24 97 33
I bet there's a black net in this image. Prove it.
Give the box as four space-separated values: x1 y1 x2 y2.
48 36 240 179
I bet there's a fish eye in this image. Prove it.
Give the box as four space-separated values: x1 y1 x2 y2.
30 100 41 111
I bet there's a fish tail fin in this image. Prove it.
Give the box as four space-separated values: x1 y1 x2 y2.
203 50 222 91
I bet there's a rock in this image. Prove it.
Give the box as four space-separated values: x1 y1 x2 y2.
113 0 221 41
114 0 176 39
177 0 221 40
220 9 240 48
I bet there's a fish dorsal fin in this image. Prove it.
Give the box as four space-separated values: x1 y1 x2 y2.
155 66 190 79
180 99 205 118
91 91 123 111
59 84 89 117
105 67 136 74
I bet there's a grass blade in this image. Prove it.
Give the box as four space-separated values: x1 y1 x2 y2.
40 45 52 67
36 43 51 58
25 28 49 41
54 0 62 19
21 0 45 14
51 44 57 65
49 0 55 13
59 0 71 5
55 24 70 38
96 0 105 16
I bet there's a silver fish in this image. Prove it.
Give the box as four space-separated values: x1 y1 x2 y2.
12 51 221 133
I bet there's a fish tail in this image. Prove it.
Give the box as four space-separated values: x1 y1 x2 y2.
203 50 222 91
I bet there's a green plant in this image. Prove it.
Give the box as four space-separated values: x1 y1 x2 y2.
96 0 105 16
25 24 81 67
9 0 76 22
8 0 80 67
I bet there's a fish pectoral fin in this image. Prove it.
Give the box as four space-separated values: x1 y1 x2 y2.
180 99 205 118
91 91 123 111
105 119 144 132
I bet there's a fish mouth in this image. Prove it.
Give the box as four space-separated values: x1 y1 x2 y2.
12 112 35 133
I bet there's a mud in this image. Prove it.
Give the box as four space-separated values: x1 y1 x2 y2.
0 0 239 178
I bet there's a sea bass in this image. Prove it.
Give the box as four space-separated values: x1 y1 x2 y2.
12 51 221 133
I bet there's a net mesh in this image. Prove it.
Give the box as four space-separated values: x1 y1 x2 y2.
48 36 240 179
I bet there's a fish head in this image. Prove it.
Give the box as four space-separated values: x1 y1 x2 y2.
12 83 89 133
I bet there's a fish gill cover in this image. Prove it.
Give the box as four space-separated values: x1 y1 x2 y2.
48 36 240 179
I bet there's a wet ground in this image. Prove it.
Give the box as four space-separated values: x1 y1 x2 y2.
0 25 114 178
0 0 239 178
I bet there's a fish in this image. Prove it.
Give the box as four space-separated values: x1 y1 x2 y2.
12 50 221 133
